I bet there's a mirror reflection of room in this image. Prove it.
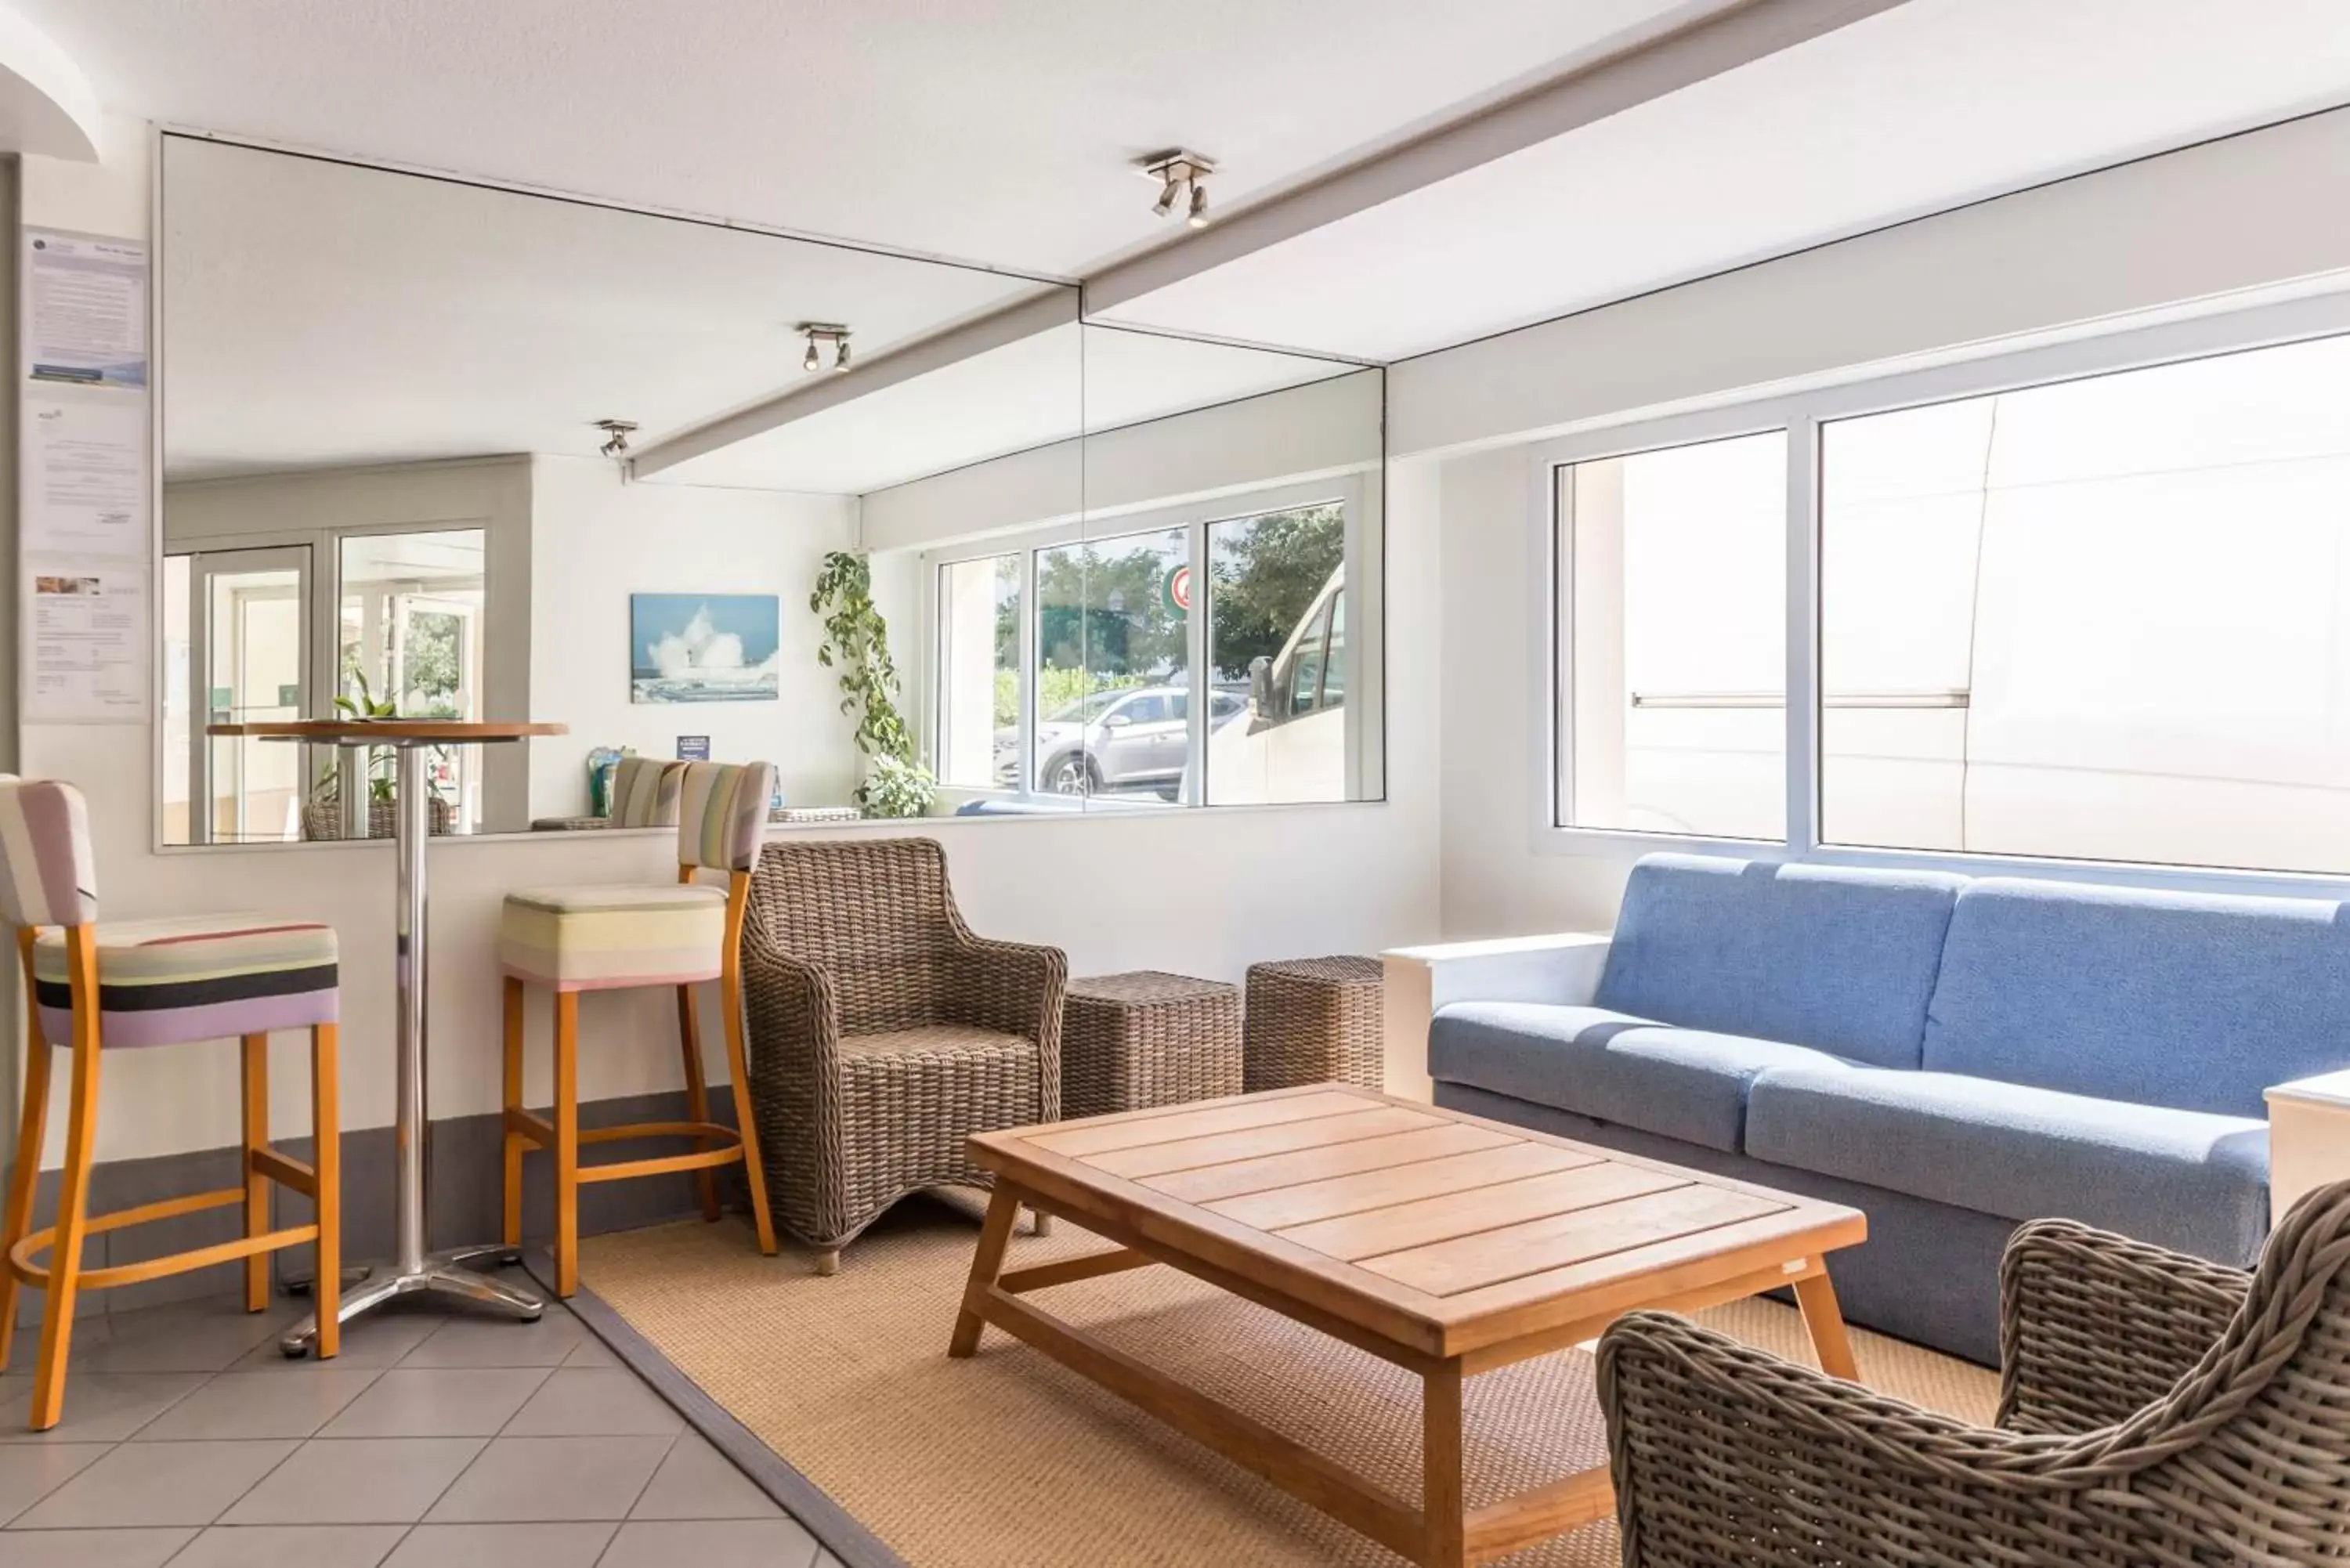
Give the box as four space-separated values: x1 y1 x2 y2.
158 136 1383 846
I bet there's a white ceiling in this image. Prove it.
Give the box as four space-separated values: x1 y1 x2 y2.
160 135 1039 479
1099 0 2350 359
648 324 1354 496
24 0 1713 279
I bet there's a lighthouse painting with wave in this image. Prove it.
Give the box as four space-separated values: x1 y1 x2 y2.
629 593 781 703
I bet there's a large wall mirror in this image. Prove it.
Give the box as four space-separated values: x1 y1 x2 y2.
157 134 1382 847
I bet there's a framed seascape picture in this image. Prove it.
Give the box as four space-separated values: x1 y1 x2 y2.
631 593 781 703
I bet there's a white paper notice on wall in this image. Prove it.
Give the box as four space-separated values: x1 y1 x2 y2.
19 227 152 723
25 389 146 558
24 560 150 724
24 229 148 389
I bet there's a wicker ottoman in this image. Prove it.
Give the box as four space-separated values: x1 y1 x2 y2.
1062 971 1242 1118
1244 955 1385 1092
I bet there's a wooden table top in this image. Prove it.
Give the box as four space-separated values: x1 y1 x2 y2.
205 719 567 742
971 1084 1866 1358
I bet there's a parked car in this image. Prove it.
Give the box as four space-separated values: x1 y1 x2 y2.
996 685 1246 796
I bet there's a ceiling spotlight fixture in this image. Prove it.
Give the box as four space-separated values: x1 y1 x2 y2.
1137 150 1217 229
798 322 851 374
594 418 636 458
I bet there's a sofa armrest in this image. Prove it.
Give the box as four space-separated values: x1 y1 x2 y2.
2267 1069 2350 1227
1379 932 1611 1102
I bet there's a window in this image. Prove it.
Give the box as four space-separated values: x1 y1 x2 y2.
1032 526 1190 800
927 486 1372 811
1544 308 2350 885
1556 431 1786 840
1206 503 1347 804
1820 332 2350 876
935 552 1018 789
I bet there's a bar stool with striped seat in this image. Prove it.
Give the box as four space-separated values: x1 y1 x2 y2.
500 761 779 1295
0 778 342 1431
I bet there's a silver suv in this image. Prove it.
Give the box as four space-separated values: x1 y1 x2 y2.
996 685 1247 795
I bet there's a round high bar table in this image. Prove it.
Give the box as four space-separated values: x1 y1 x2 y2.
204 718 566 1355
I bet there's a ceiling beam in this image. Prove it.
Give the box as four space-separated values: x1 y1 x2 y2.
1083 0 1914 318
627 284 1077 481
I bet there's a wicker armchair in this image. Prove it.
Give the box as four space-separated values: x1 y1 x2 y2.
739 837 1065 1274
1597 1181 2350 1566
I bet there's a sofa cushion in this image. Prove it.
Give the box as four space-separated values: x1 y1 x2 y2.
1923 877 2350 1118
1593 854 1965 1070
1744 1063 2269 1266
1429 1000 1856 1153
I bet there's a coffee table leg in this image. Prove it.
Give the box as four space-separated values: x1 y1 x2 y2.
1422 1360 1466 1568
1793 1265 1859 1381
949 1183 1025 1358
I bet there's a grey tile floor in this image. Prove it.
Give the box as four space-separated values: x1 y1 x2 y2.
0 1286 841 1568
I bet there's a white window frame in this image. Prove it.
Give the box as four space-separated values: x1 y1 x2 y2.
1531 285 2350 900
920 475 1374 810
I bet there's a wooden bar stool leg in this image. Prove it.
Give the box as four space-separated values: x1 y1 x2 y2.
240 1031 270 1313
676 984 719 1223
719 962 777 1259
0 961 52 1369
31 929 102 1431
554 990 579 1298
501 977 525 1249
310 1022 341 1360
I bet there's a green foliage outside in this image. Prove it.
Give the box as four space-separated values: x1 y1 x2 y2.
1208 505 1344 679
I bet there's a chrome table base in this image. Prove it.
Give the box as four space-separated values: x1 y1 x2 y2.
279 742 544 1357
280 1246 539 1356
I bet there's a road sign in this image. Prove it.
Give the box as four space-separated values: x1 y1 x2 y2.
1162 563 1192 618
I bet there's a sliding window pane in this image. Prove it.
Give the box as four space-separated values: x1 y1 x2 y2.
1034 528 1189 800
1559 432 1785 838
1820 332 2350 873
1205 503 1346 804
937 554 1019 790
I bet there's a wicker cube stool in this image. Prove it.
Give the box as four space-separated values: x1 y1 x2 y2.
1062 971 1242 1118
1243 955 1385 1092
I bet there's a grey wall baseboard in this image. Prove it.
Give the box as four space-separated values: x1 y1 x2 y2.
13 1087 736 1324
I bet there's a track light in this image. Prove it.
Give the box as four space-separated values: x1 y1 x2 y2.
797 322 851 374
594 419 636 458
1137 150 1217 229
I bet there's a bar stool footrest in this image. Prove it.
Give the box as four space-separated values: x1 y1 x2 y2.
8 1183 319 1290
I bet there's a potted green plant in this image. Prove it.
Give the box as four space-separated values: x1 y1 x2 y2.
300 670 455 840
811 550 937 818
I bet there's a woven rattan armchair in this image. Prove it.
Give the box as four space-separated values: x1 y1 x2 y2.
1597 1181 2350 1566
739 837 1065 1275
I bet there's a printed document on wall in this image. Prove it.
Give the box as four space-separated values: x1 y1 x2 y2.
26 389 146 558
25 562 149 724
24 229 148 388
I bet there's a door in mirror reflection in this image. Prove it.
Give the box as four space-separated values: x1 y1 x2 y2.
338 529 489 833
164 544 312 844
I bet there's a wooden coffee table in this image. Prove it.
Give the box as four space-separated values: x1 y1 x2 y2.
949 1084 1865 1567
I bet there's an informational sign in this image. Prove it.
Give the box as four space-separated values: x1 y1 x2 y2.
20 228 152 724
675 735 711 761
24 390 146 558
24 230 147 388
24 565 148 722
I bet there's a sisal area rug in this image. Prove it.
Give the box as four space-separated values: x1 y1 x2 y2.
580 1196 1998 1568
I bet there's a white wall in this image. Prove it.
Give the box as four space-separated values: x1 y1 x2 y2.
1412 107 2350 942
16 118 1442 1171
526 457 861 817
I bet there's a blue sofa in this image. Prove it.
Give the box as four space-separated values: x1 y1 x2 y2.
1421 854 2350 1363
